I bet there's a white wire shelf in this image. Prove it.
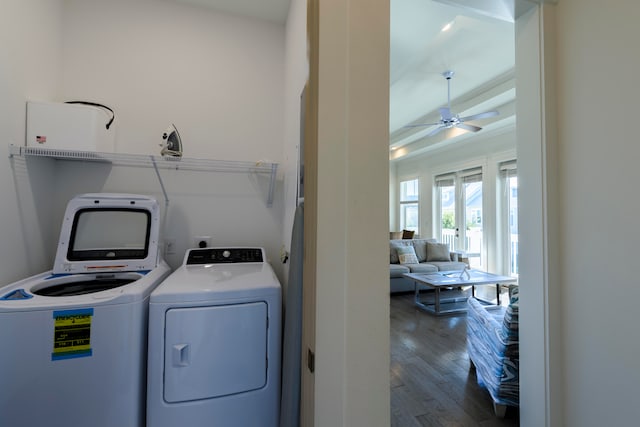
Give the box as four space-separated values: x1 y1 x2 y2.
9 145 279 206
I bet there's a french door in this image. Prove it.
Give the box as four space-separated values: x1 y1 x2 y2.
500 161 518 276
435 168 484 269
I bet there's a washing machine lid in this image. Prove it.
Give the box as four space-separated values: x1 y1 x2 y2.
52 193 161 275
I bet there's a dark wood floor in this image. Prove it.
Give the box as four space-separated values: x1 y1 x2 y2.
390 292 519 427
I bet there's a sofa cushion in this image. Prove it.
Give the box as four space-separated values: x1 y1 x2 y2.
397 245 419 264
426 242 451 261
410 238 437 262
428 261 468 271
390 240 414 264
390 263 410 278
407 263 438 274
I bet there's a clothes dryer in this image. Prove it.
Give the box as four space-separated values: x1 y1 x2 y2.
147 247 281 427
0 193 172 427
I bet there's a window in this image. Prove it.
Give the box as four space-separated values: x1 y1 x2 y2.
400 179 419 233
435 168 484 269
69 209 150 260
435 174 455 249
461 168 483 269
500 161 518 276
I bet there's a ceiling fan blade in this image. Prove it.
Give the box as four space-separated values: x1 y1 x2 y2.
456 123 482 133
439 107 453 120
459 110 499 122
427 126 445 137
403 121 441 128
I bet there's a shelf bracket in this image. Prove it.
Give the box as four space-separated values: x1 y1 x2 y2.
151 156 171 243
150 155 170 207
267 163 277 207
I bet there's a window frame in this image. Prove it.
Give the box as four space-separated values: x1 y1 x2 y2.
399 178 419 234
500 160 518 277
434 173 456 250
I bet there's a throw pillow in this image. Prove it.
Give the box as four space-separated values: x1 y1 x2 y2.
412 240 427 262
396 245 419 265
390 241 413 264
411 238 437 263
389 231 403 240
426 242 451 262
402 229 415 239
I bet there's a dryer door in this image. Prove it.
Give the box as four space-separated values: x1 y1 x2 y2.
163 302 268 403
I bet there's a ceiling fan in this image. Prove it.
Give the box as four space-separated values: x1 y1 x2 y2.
405 70 499 137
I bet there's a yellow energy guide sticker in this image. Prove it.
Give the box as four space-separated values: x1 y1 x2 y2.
52 308 93 361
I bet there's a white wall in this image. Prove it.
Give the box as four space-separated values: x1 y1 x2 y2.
60 0 284 161
0 0 62 285
0 0 287 282
554 0 640 424
38 0 288 277
313 0 390 424
514 7 556 424
393 129 516 272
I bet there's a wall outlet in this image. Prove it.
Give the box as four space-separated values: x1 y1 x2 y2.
165 238 177 255
193 236 212 248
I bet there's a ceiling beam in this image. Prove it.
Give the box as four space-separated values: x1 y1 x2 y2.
432 0 538 22
390 69 515 148
390 98 516 160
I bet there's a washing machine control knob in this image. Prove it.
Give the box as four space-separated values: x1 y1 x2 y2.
222 250 231 258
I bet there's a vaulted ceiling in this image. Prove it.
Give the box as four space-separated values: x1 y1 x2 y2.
390 0 515 160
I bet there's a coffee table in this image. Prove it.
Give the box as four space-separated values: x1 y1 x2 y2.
403 270 517 316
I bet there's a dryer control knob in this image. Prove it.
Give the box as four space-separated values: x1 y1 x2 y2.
222 250 231 258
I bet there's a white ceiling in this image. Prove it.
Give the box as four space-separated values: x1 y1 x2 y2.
166 0 516 160
390 0 516 160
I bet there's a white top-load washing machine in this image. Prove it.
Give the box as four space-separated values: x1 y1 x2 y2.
0 193 172 427
147 247 282 427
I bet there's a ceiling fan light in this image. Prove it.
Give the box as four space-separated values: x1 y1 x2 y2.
446 127 467 138
441 20 454 32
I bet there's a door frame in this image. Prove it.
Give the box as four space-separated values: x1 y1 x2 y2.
302 1 559 426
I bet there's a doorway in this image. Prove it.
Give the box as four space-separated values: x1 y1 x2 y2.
434 168 485 269
303 1 552 425
388 0 549 425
